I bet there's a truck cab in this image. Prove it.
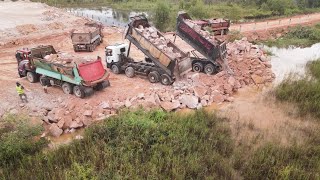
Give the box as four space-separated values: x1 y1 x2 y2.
16 48 33 78
105 43 129 70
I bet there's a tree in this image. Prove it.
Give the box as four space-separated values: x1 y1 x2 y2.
154 1 170 31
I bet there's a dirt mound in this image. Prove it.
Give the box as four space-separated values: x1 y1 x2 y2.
48 22 65 30
16 24 38 35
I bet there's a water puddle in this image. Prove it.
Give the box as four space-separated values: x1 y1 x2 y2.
66 7 149 27
267 43 320 83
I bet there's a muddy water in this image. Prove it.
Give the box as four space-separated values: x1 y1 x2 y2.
267 43 320 83
66 7 149 27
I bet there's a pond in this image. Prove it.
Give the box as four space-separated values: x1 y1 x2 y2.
267 43 320 83
66 7 150 27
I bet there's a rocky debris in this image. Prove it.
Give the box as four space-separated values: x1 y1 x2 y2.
49 123 63 137
185 19 218 44
99 101 110 109
160 100 180 112
180 95 199 109
43 52 94 66
83 110 93 117
136 26 182 59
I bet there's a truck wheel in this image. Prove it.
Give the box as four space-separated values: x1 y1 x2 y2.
111 64 120 74
148 71 160 83
160 74 172 85
40 76 51 86
204 64 216 75
73 85 85 98
62 82 73 94
125 67 135 78
26 72 39 83
73 45 78 52
94 80 110 91
192 62 203 72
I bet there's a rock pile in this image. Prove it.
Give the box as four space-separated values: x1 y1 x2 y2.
135 25 182 59
44 101 117 137
185 19 218 45
44 53 95 66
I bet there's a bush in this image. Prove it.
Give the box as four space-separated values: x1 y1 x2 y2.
0 115 48 168
154 1 170 31
1 109 236 179
241 142 320 179
275 59 320 119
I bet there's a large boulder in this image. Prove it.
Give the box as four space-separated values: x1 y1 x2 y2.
180 95 199 109
160 100 180 112
49 123 63 137
193 86 207 98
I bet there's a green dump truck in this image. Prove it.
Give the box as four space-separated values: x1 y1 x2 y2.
16 45 110 98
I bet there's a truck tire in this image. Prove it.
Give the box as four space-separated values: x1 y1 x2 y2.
111 64 120 74
26 72 39 83
94 80 110 91
73 45 78 52
73 85 85 98
62 82 73 94
125 67 135 78
40 76 51 86
160 74 172 85
148 71 160 83
192 62 203 72
204 64 216 75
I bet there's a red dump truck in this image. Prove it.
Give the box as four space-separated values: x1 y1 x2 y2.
71 22 104 52
175 12 231 74
105 15 191 85
16 45 110 98
192 18 230 35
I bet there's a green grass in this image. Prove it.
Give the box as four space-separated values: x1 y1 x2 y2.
262 24 320 48
275 59 320 119
0 114 48 168
1 108 320 179
1 109 236 179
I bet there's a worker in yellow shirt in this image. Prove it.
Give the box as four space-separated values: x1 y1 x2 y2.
16 82 28 103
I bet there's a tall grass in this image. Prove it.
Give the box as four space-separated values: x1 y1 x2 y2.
275 60 320 118
263 24 320 48
1 109 236 179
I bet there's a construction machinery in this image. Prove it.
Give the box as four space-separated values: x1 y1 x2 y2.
175 12 231 74
105 15 192 85
71 22 103 52
16 45 110 98
192 18 230 35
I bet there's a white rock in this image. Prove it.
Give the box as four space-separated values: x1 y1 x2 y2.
179 95 199 109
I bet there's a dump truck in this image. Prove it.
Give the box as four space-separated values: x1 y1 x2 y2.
71 22 103 52
175 12 231 74
105 15 191 85
16 45 110 98
192 18 230 35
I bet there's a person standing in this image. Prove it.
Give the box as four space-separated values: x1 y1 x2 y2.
16 82 28 103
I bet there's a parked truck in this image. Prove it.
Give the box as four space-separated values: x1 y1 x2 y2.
71 22 103 52
175 12 231 74
16 45 110 98
105 15 191 85
192 18 230 35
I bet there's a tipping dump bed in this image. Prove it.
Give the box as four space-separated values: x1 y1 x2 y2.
126 15 191 77
176 12 227 64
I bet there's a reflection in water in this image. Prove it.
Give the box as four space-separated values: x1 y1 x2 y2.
267 43 320 83
66 7 149 27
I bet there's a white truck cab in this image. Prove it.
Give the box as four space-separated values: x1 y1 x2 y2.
105 43 129 64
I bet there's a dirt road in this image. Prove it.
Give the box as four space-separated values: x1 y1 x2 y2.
230 13 320 33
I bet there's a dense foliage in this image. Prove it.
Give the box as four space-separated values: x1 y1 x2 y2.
275 59 320 119
262 24 320 47
1 108 319 179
